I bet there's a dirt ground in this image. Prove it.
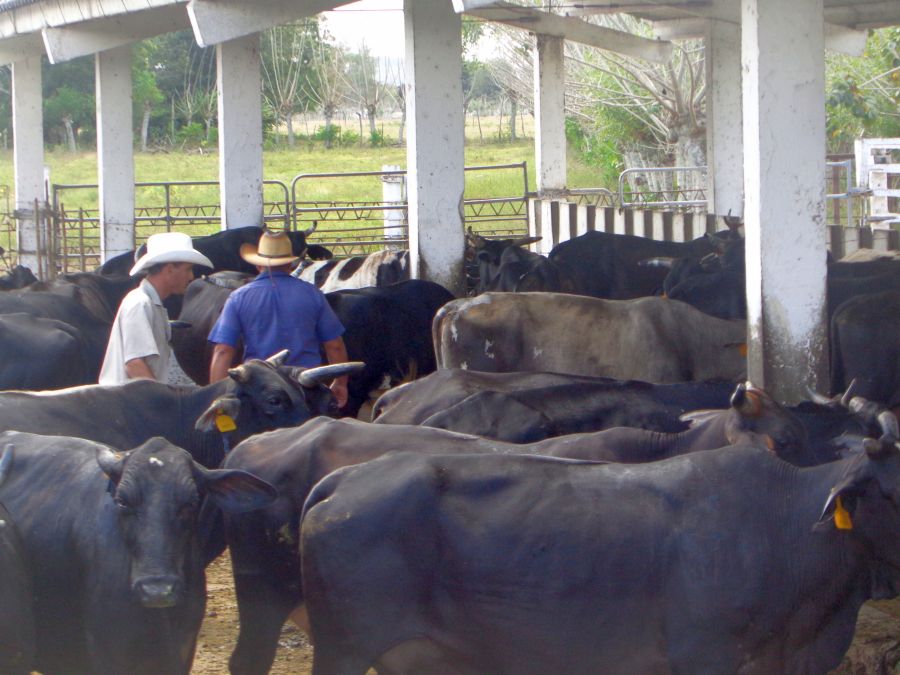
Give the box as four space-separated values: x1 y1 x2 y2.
192 553 900 675
192 552 314 675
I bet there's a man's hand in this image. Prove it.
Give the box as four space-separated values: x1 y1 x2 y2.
330 377 349 409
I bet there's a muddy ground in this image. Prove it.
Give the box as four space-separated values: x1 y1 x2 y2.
192 552 900 675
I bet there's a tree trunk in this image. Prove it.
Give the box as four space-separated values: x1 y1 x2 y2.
398 107 406 144
63 116 77 153
141 101 152 152
287 114 295 147
497 108 503 141
357 112 363 146
367 105 377 139
324 109 334 149
476 108 483 142
509 97 517 141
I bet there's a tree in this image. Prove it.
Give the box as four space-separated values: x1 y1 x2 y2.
262 18 322 146
343 43 387 143
302 37 347 149
133 43 164 151
42 56 95 150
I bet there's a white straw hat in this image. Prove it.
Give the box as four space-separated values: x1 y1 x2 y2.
130 232 214 276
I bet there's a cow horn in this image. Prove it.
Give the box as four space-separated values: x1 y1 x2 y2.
805 387 835 406
303 221 318 237
638 257 675 269
296 362 366 388
0 444 11 486
227 366 250 384
839 379 857 408
265 350 290 367
877 411 899 441
511 235 542 247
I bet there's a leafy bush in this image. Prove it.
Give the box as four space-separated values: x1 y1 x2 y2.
369 130 385 147
312 124 340 145
340 129 360 146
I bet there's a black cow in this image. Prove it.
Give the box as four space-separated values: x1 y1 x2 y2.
373 369 736 441
481 245 577 294
171 272 252 385
301 439 900 674
0 432 275 675
171 276 450 412
831 290 900 410
326 280 454 415
0 354 363 468
0 265 37 291
0 313 91 390
434 293 746 384
220 383 821 674
546 230 739 299
25 272 138 323
464 229 543 294
294 249 410 291
98 225 330 277
0 446 35 675
0 287 113 381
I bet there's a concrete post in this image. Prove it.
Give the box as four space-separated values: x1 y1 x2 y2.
533 35 566 193
96 45 136 260
705 19 743 217
404 0 465 295
12 57 47 277
742 0 828 402
217 33 264 230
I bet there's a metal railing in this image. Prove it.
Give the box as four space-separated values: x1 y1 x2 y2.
291 163 531 256
618 166 708 209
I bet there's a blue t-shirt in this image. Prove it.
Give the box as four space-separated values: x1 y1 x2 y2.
208 271 344 367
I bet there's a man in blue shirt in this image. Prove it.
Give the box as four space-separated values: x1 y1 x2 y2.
208 230 349 408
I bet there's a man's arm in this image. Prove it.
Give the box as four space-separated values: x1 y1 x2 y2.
209 343 238 383
322 336 349 409
125 357 156 381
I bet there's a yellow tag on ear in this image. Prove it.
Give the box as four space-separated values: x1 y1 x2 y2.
834 495 853 530
215 414 237 433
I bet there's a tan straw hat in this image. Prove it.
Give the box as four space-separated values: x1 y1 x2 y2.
130 232 213 276
239 230 299 268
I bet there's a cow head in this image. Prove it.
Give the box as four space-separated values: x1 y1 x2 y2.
194 353 366 436
465 228 542 294
724 382 809 463
815 437 900 593
96 437 276 608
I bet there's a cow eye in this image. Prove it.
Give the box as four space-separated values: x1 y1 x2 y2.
115 498 135 515
266 395 285 408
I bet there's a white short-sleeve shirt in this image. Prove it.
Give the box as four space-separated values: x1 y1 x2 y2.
99 279 171 385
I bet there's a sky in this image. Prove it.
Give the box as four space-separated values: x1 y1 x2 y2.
323 0 406 59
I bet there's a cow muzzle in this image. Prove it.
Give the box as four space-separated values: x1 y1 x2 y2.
133 574 183 608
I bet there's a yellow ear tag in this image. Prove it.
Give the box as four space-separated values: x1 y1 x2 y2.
833 496 853 531
215 414 237 433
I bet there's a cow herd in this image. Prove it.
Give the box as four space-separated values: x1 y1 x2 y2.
0 225 898 674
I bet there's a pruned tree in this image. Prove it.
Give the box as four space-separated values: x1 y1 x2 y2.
343 43 387 143
262 18 321 146
303 38 348 148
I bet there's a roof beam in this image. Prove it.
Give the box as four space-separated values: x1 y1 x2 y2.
187 0 354 48
453 0 674 63
0 0 184 39
824 1 900 29
652 18 867 55
42 4 190 64
0 32 43 65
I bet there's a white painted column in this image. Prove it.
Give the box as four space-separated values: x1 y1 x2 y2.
742 0 828 403
705 19 743 217
533 35 566 194
217 33 264 230
12 58 47 277
404 0 465 295
96 45 136 261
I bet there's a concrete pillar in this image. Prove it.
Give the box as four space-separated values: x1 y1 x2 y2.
96 45 135 261
705 19 743 217
404 0 465 295
217 33 264 230
12 57 47 277
533 35 566 193
742 0 828 402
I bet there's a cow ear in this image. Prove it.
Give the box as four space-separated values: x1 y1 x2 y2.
814 486 859 533
195 395 242 433
192 465 278 514
96 447 127 483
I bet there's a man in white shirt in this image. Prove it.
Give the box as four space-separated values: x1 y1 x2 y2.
99 232 212 385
